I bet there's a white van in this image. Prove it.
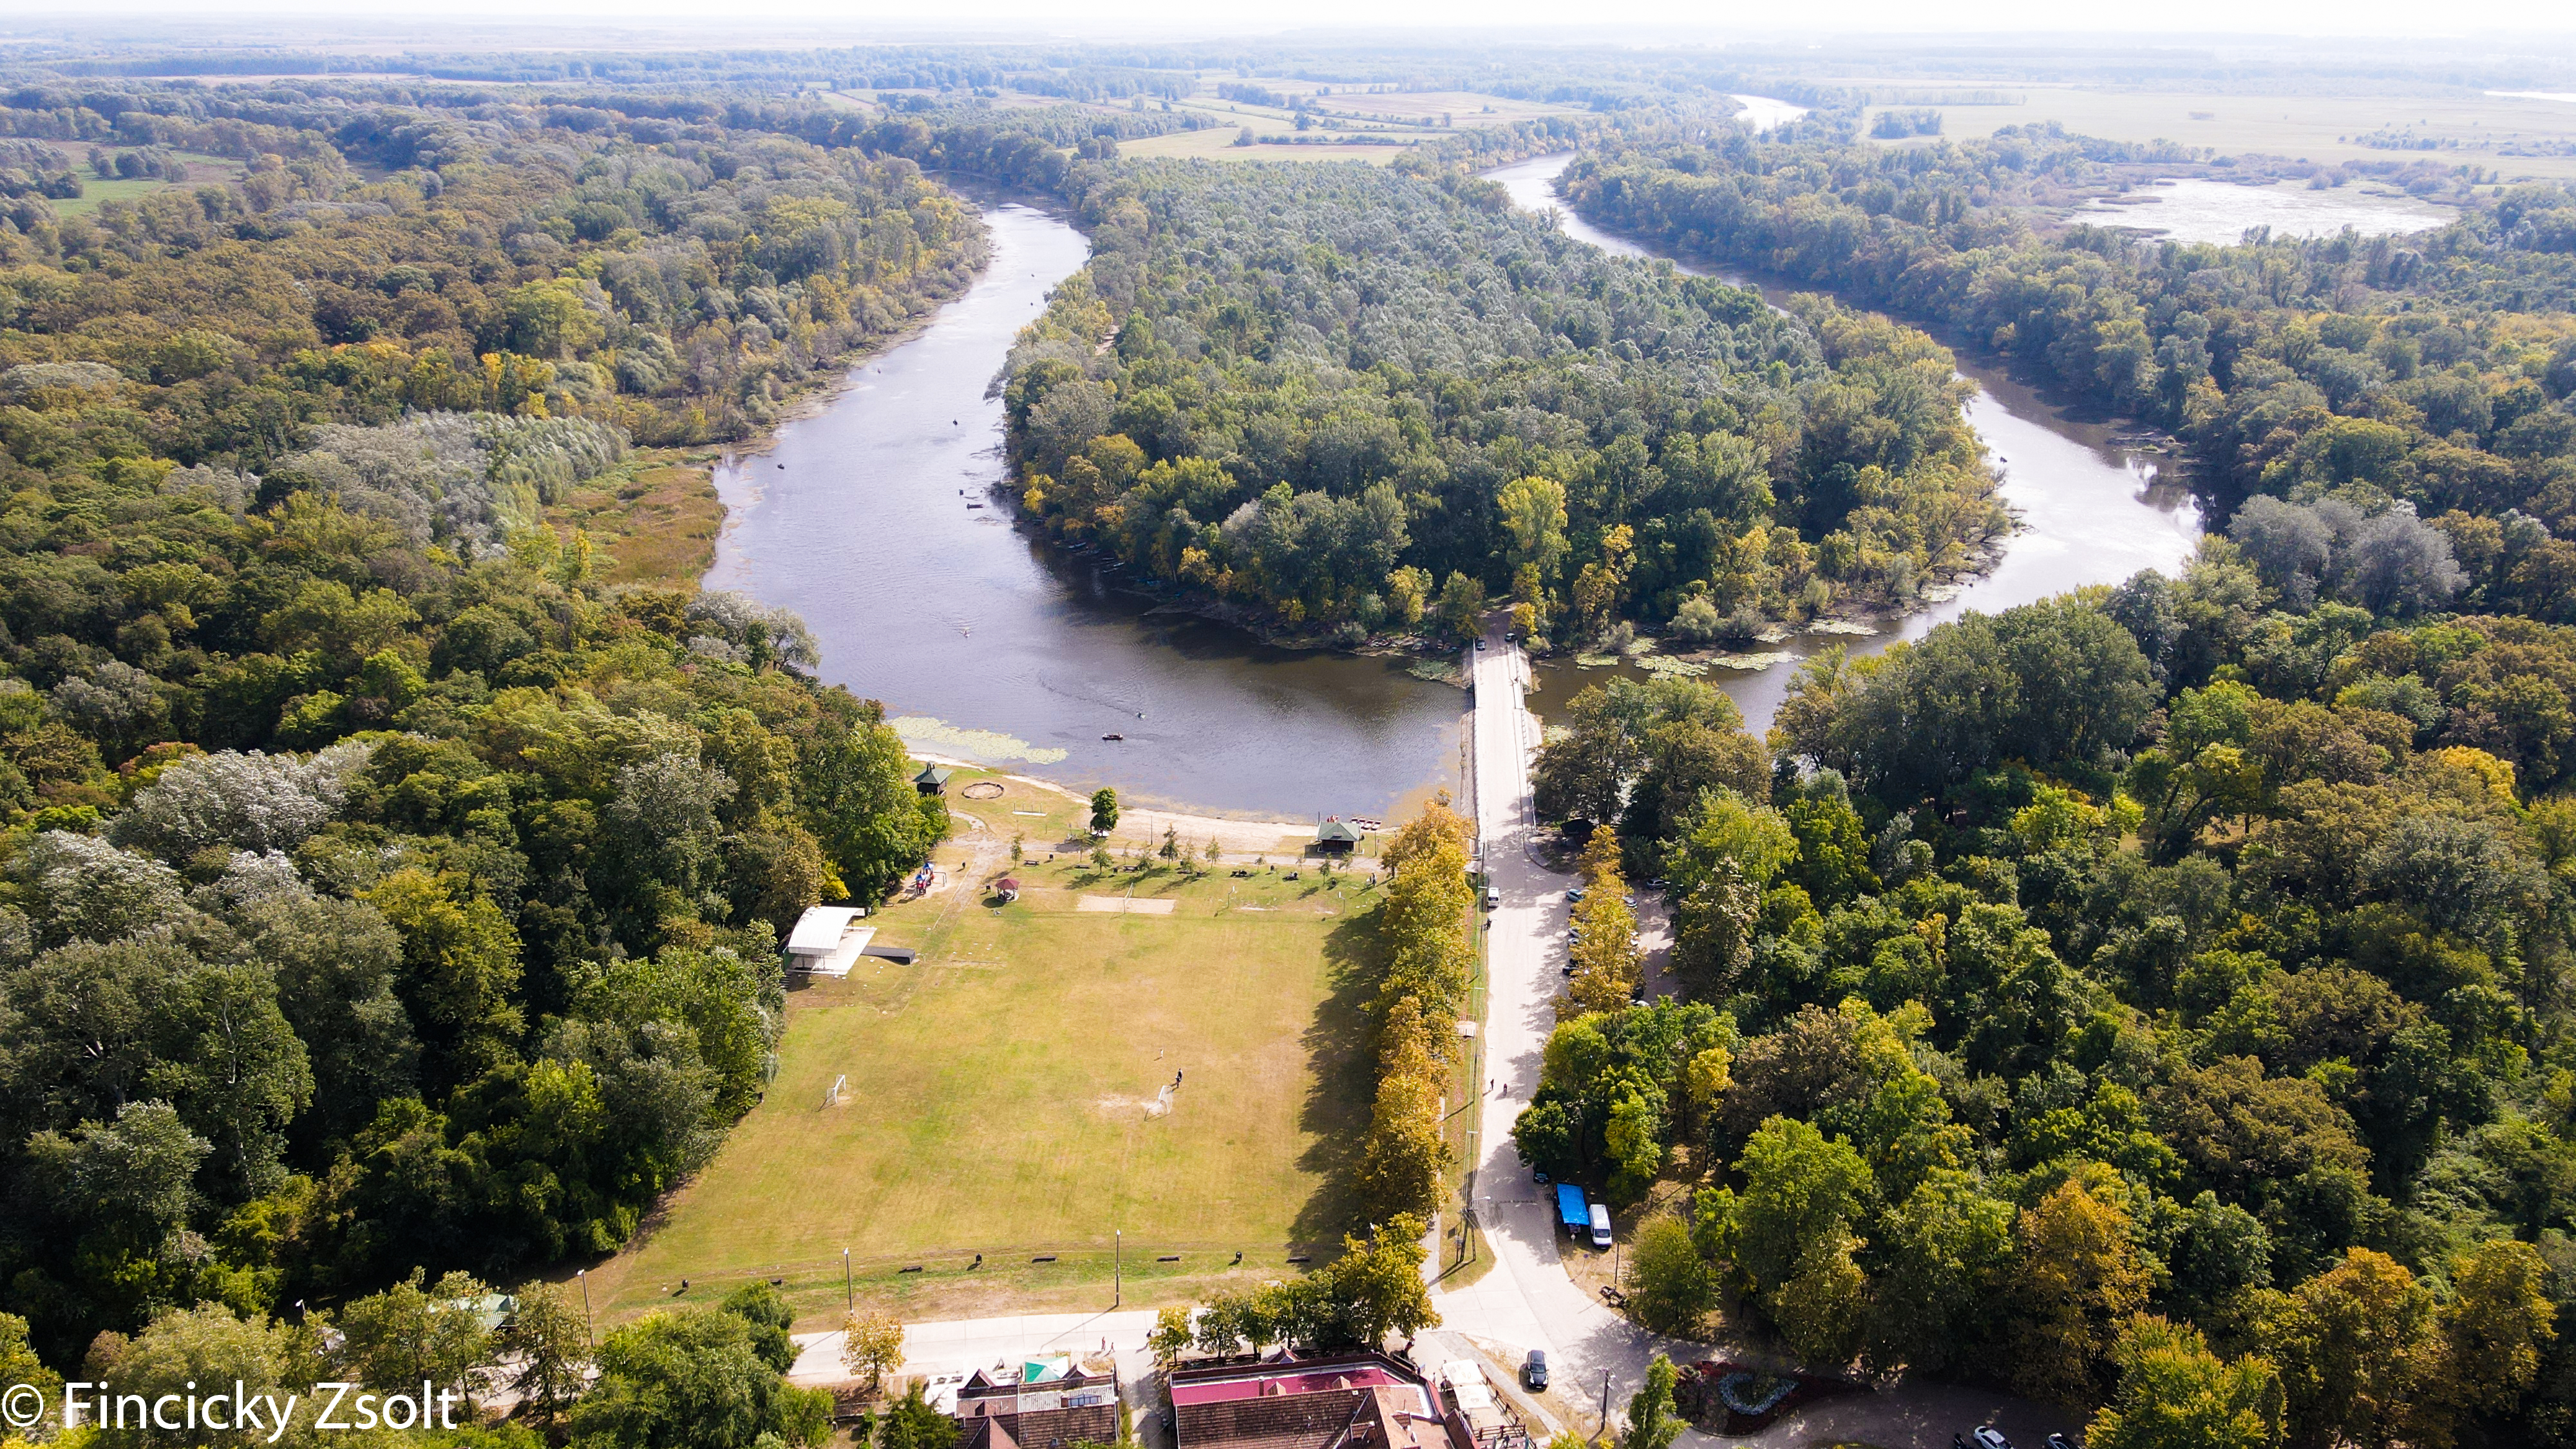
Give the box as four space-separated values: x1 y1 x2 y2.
1485 887 1501 910
1588 1204 1613 1249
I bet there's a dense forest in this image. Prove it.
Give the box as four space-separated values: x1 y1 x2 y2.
1495 124 2576 1449
8 34 2576 1449
0 77 969 1384
999 157 2003 648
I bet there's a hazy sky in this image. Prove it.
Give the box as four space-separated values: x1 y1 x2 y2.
10 0 2576 40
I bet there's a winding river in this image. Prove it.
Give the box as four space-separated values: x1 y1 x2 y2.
706 162 2201 816
705 202 1464 820
1484 154 2202 726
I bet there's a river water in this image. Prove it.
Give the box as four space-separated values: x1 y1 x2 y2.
1483 154 2202 729
706 166 2201 817
705 202 1466 820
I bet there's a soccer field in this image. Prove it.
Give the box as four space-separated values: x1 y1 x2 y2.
594 774 1384 1324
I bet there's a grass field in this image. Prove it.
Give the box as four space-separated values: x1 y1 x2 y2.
1852 86 2576 184
592 768 1391 1327
42 146 248 217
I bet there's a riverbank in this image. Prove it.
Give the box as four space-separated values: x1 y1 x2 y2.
1481 153 2199 732
703 196 1467 820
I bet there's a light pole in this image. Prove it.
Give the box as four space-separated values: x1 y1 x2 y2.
576 1269 593 1352
1114 1229 1123 1307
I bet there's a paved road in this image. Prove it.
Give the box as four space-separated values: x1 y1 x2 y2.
1432 635 1709 1431
790 634 2082 1449
1428 636 2085 1449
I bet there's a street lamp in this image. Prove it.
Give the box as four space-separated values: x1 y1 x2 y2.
844 1248 853 1313
1115 1228 1123 1308
576 1269 594 1352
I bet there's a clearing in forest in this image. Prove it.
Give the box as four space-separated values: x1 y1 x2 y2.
593 768 1385 1325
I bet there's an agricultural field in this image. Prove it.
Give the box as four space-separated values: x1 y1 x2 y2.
589 768 1390 1327
1127 79 1586 163
1117 127 1414 164
1851 84 2576 182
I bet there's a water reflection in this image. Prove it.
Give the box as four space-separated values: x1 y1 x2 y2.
1481 155 2202 730
706 201 1464 819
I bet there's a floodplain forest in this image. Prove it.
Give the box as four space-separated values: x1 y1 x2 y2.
0 32 2567 1449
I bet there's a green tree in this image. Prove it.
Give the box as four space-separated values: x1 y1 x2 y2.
1435 573 1486 639
1090 788 1121 836
2086 1314 2284 1449
1864 1168 2016 1378
1618 1356 1682 1449
506 1280 593 1428
84 1302 301 1449
878 1382 961 1449
804 717 949 901
1625 1214 1714 1336
0 1312 63 1437
1321 1213 1439 1346
569 1299 832 1449
1776 1224 1868 1368
333 1267 497 1407
1734 1116 1873 1289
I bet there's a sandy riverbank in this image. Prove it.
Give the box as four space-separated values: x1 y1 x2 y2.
912 751 1381 865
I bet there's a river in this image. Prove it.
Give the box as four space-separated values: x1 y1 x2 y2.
705 201 1465 820
706 165 2201 817
1482 154 2202 728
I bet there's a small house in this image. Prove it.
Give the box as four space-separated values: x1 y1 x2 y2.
786 905 875 978
954 1356 1119 1449
1313 818 1363 855
916 764 955 795
994 877 1023 903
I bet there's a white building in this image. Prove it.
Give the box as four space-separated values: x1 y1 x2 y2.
785 905 875 978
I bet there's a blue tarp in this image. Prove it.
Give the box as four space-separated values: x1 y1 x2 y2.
1556 1184 1589 1231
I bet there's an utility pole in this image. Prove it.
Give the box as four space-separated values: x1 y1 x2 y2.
1598 1370 1611 1444
576 1269 594 1352
844 1248 853 1312
1115 1229 1124 1307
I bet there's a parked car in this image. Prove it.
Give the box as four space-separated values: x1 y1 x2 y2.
1532 1168 1551 1186
2045 1437 2078 1449
1522 1350 1549 1390
1485 887 1501 909
1567 887 1585 902
1474 639 1487 650
1587 1202 1613 1249
1955 1430 2012 1449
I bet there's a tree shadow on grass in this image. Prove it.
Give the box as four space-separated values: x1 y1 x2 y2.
1291 903 1386 1247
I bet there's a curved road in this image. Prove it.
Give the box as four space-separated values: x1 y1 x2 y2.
1432 632 2084 1449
